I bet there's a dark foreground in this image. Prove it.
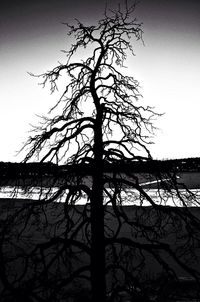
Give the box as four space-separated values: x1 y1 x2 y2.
0 199 200 301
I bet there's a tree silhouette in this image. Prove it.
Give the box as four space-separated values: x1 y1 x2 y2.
1 3 200 302
24 3 156 301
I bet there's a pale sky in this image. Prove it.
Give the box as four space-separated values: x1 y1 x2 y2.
0 0 200 162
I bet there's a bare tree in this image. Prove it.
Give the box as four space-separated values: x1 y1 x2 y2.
24 3 155 301
1 2 200 302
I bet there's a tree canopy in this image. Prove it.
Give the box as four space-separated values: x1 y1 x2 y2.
24 2 157 165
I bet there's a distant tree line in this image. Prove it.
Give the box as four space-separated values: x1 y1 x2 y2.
0 157 200 185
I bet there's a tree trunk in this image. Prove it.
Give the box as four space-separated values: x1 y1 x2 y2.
91 177 106 302
90 106 106 302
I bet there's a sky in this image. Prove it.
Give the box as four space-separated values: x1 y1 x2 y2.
0 0 200 162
